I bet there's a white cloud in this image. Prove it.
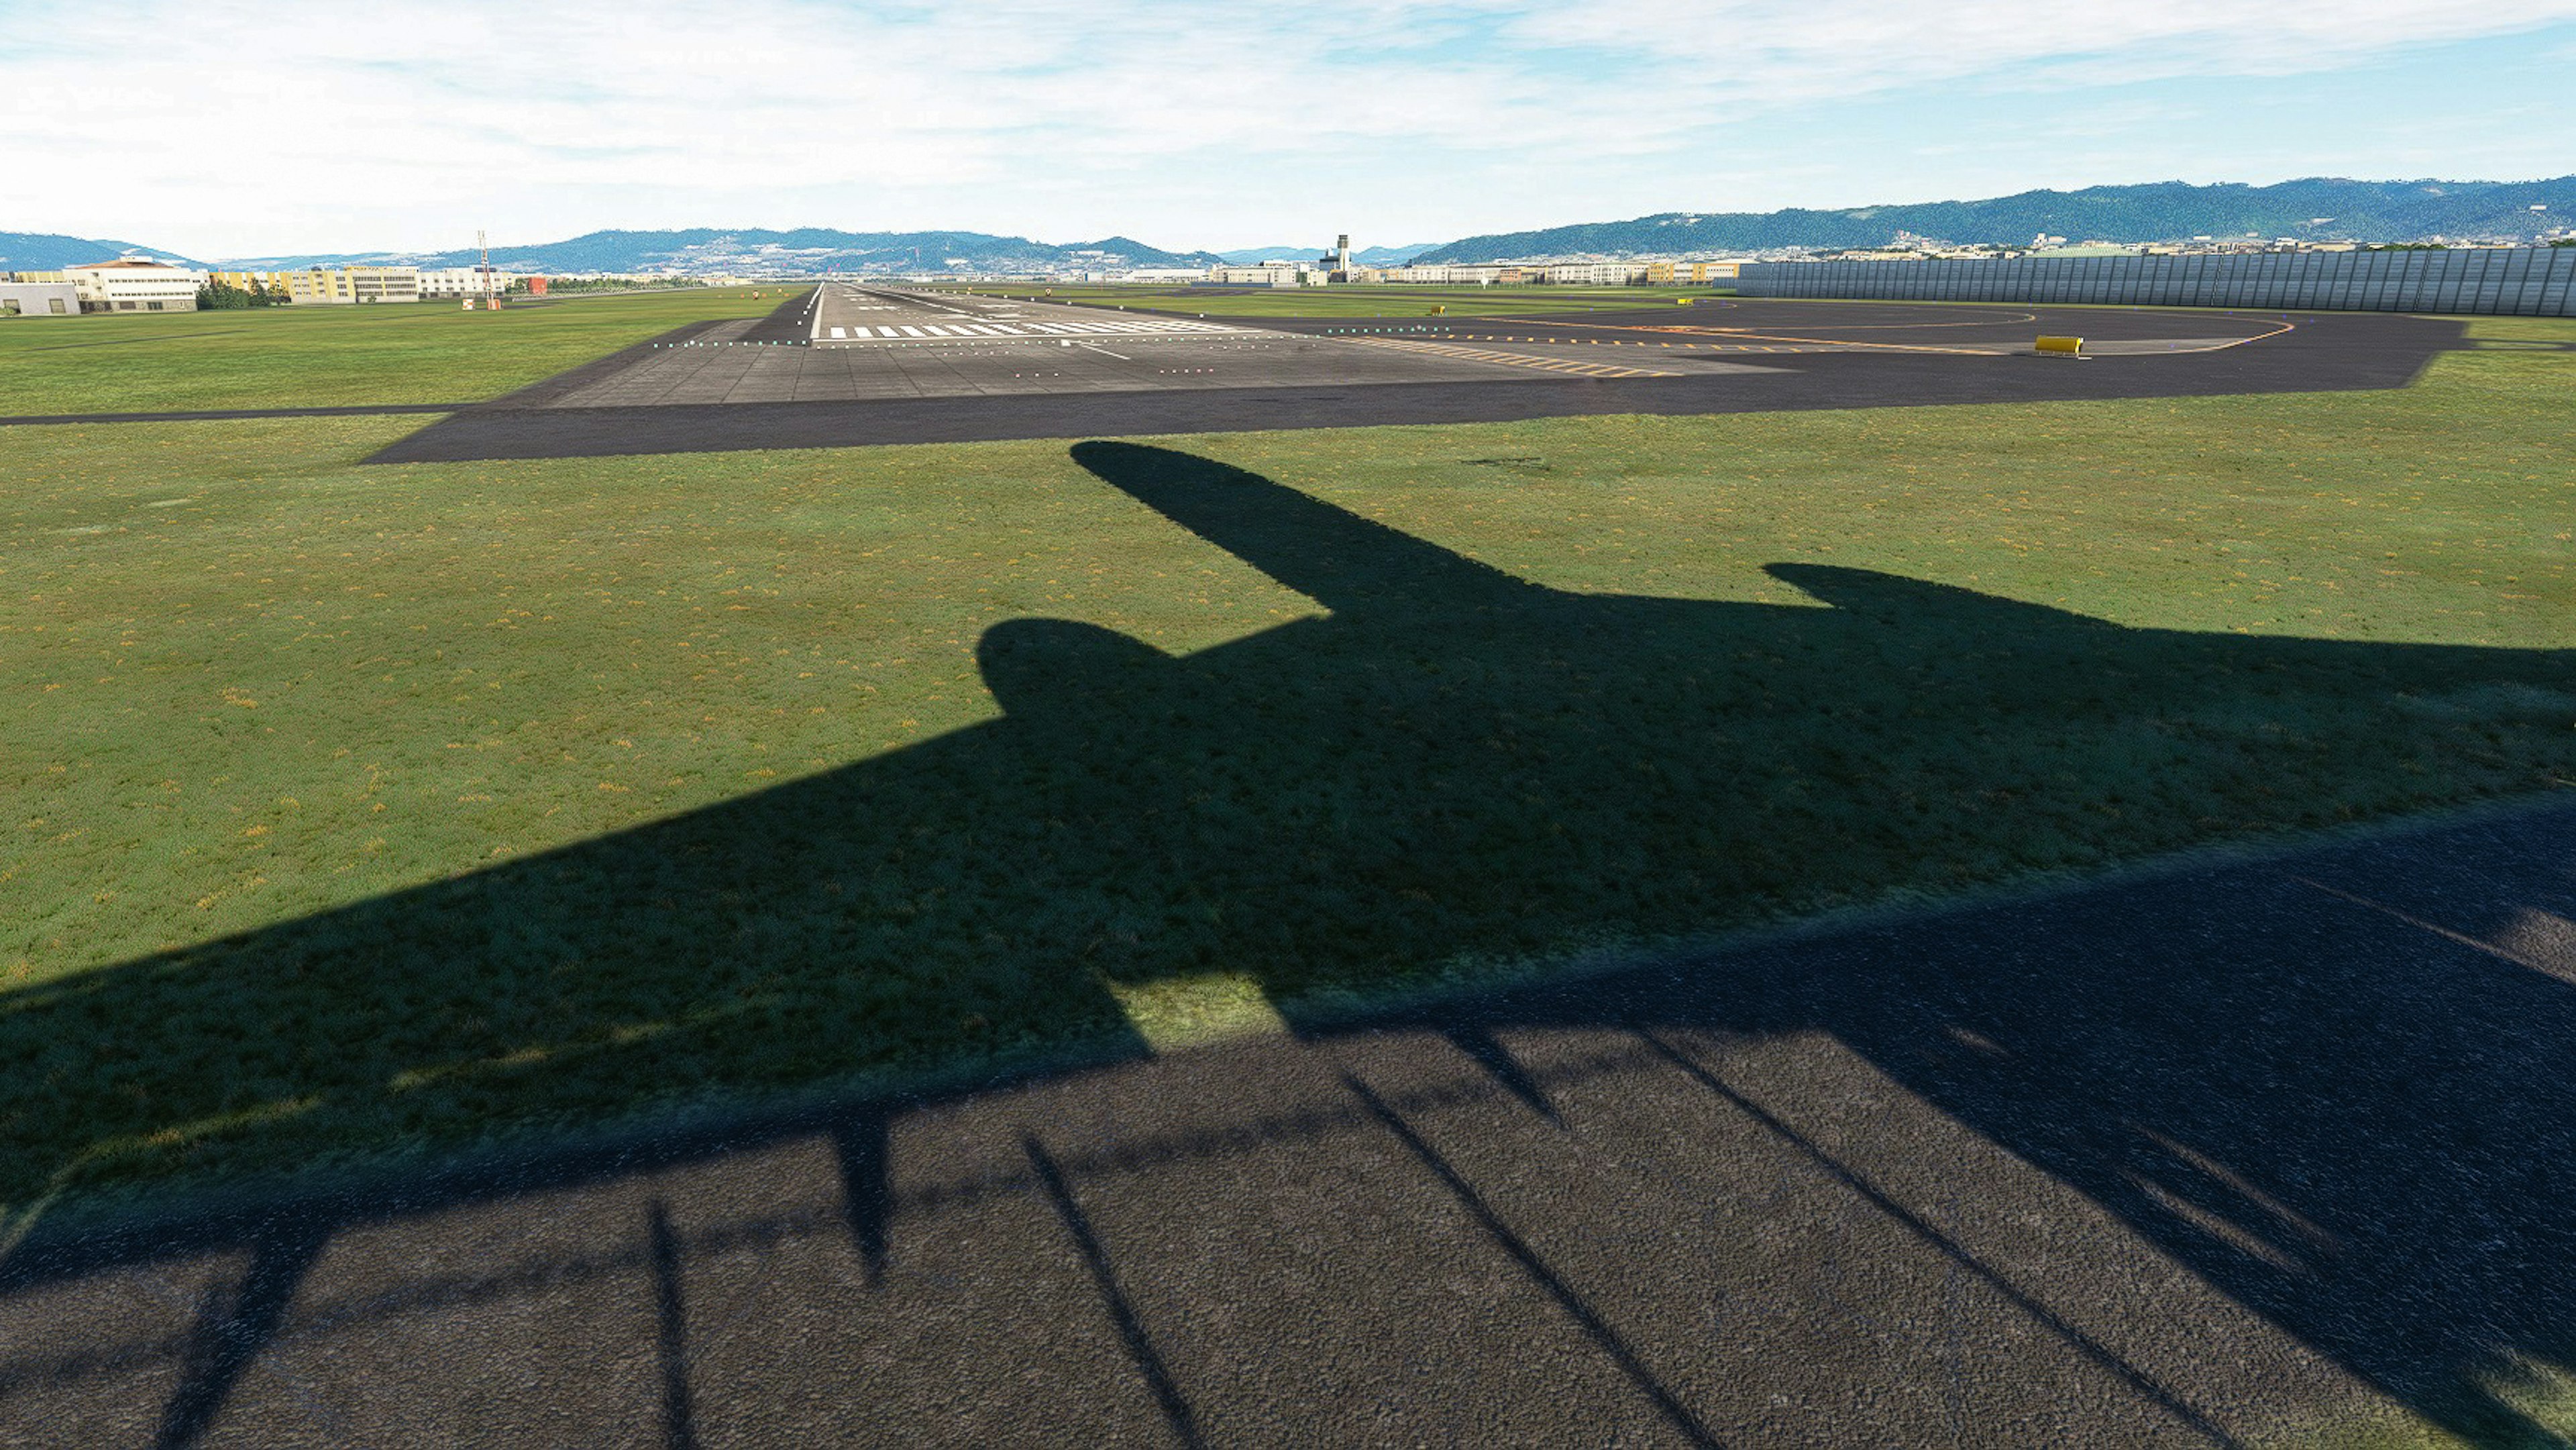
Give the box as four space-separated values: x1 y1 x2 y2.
1524 0 2576 94
3 0 2572 254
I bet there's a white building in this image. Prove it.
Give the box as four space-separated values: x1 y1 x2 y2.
1539 262 1651 285
1383 264 1507 284
64 258 205 313
1205 263 1328 287
417 266 518 299
0 281 80 317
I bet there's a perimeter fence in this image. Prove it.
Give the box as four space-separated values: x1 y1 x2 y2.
1731 246 2576 317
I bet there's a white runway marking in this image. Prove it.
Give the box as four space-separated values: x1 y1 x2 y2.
816 302 1250 345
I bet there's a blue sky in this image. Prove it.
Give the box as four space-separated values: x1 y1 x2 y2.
4 0 2573 258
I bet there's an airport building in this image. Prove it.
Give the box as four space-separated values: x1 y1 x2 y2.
418 266 518 299
65 258 205 312
1206 263 1330 287
276 265 421 304
1364 259 1743 286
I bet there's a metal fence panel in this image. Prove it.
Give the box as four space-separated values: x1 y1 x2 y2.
1731 247 2576 316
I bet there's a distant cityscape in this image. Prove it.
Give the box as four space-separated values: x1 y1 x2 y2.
9 174 2576 314
10 227 2576 318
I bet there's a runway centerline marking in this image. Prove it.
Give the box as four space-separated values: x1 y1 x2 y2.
1350 335 1680 378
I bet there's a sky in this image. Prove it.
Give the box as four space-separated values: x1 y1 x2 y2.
5 0 2575 259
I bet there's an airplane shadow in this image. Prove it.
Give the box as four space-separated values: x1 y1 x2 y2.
5 442 2574 1442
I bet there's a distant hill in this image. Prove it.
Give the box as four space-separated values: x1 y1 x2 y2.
1216 242 1441 266
0 231 207 271
1355 243 1440 266
1216 245 1324 264
1413 177 2576 262
228 229 1225 275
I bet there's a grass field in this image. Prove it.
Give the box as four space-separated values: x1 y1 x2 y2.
952 281 1721 317
0 286 788 416
2 313 2571 1225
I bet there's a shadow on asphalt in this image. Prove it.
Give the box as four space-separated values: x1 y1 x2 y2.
5 442 2574 1443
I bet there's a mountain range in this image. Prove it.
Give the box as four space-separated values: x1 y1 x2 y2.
0 228 1222 275
1413 176 2576 263
1214 243 1442 265
241 229 1228 274
0 230 210 271
7 180 2569 278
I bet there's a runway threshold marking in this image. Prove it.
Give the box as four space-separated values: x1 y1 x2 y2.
1350 336 1680 378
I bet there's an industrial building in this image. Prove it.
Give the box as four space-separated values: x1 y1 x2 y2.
64 258 204 312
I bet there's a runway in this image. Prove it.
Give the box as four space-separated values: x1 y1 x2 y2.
368 290 2473 463
506 286 1750 410
809 284 1246 342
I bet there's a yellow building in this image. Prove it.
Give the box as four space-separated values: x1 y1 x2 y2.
280 268 354 304
209 270 292 295
11 270 68 284
1646 261 1676 284
280 266 421 304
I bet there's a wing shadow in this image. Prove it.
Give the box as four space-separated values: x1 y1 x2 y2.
5 440 2573 1441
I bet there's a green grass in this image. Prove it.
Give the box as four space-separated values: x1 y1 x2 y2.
0 287 790 415
952 281 1721 317
1 316 2571 1224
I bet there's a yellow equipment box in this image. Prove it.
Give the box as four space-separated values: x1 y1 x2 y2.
2035 335 2085 356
